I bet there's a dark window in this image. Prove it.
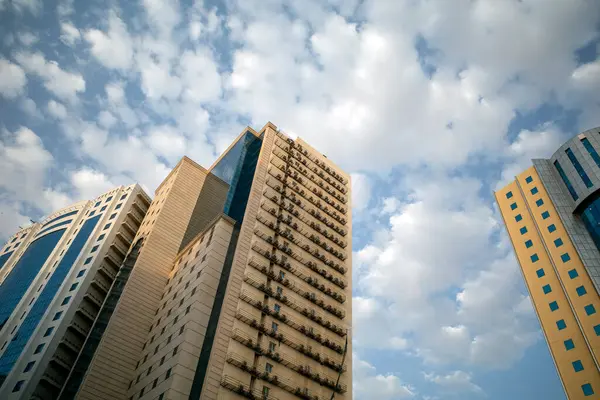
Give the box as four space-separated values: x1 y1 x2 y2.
23 361 35 372
525 176 533 183
43 327 54 337
564 339 575 351
34 344 44 354
77 269 86 277
506 191 513 199
116 203 122 210
61 296 71 305
109 213 117 220
53 312 62 321
165 368 172 379
69 283 78 291
536 199 544 206
12 380 25 392
566 148 593 188
554 160 579 200
531 187 538 195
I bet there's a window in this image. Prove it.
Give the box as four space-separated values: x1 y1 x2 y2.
100 206 107 212
549 301 559 312
24 361 35 372
542 284 552 294
530 254 539 263
581 138 600 168
279 271 286 280
201 255 206 262
160 356 165 365
77 269 86 278
557 319 567 330
548 224 556 233
12 380 25 392
555 160 579 200
106 196 113 202
84 257 93 265
121 194 127 200
541 211 550 219
566 148 593 188
531 187 539 195
61 296 71 305
564 339 575 351
561 253 571 262
91 245 99 253
510 203 518 210
69 283 78 291
116 203 122 210
577 286 587 296
525 240 533 248
109 213 117 220
269 342 276 352
103 223 111 230
569 269 579 279
582 383 594 396
174 316 178 324
536 199 544 207
165 368 172 379
186 306 190 315
173 346 178 356
139 388 145 397
554 238 563 248
154 345 159 354
506 191 513 199
53 311 62 321
34 343 45 354
272 322 278 332
520 227 528 235
98 234 105 241
147 366 152 375
276 287 283 295
594 324 600 336
526 176 533 183
158 394 164 400
95 201 101 207
89 210 96 217
152 378 158 389
274 304 281 313
536 268 545 278
573 360 584 372
44 327 54 336
265 363 273 373
585 304 596 315
263 387 270 397
180 325 185 335
515 214 523 222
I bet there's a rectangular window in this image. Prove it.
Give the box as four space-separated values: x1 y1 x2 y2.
44 327 54 337
274 304 281 313
89 210 96 217
554 238 563 247
585 304 596 315
573 360 584 372
173 346 178 356
510 203 518 210
61 296 71 305
554 160 579 200
265 363 273 373
549 301 559 311
160 356 165 365
506 191 513 199
165 368 172 379
186 306 190 314
542 284 552 294
536 268 545 278
525 240 533 248
91 245 99 253
536 199 544 206
531 187 539 195
84 257 93 265
34 343 45 354
272 322 278 332
12 380 25 393
568 269 579 279
520 227 528 235
561 253 571 262
52 312 62 321
581 138 600 168
594 324 600 336
541 211 550 219
564 339 575 351
106 196 113 202
120 194 127 200
269 342 276 352
116 203 122 210
23 361 35 372
97 234 105 241
582 383 594 396
103 223 111 230
566 148 594 188
100 205 107 212
526 176 533 183
109 213 117 220
69 283 78 291
557 319 567 330
576 286 587 296
530 254 539 263
95 201 101 207
548 224 556 233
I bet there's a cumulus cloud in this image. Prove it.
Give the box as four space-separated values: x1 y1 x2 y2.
47 100 68 119
424 370 484 396
60 22 81 46
0 59 27 99
84 12 134 70
354 354 415 400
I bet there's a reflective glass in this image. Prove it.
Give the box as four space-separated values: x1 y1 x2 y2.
566 148 593 188
554 160 579 200
581 197 600 251
35 219 73 237
0 251 14 271
581 138 600 169
40 210 78 228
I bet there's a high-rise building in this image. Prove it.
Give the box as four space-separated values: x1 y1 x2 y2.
0 184 150 399
64 122 352 400
496 127 600 399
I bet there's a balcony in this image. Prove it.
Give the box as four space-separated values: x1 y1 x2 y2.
220 375 280 400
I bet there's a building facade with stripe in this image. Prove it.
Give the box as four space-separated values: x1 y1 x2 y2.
496 127 600 399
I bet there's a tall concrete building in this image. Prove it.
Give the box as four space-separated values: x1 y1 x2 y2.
63 122 352 400
0 184 150 399
496 127 600 399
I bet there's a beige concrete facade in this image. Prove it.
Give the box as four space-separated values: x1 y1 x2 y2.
497 166 600 399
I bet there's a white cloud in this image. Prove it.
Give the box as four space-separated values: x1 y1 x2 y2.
60 22 81 46
16 31 38 46
19 98 41 119
424 370 484 396
97 110 117 129
353 354 415 400
145 125 186 163
84 12 134 70
14 51 85 101
47 100 68 120
351 173 371 211
70 168 115 200
0 200 31 242
0 59 27 99
12 0 42 15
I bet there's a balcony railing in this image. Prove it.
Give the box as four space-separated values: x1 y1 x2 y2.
220 375 280 400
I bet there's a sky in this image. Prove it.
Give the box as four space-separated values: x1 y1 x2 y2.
0 0 599 399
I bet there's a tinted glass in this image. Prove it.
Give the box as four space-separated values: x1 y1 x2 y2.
566 148 593 188
0 251 14 271
554 160 579 200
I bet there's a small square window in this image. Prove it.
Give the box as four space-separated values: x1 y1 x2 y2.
97 234 105 241
536 268 545 278
520 227 528 235
77 270 86 278
525 176 533 183
554 238 563 247
536 199 544 207
541 211 550 219
109 213 117 220
582 383 594 396
61 296 71 305
561 253 571 262
34 344 45 354
53 311 62 321
557 319 567 330
530 254 539 262
100 206 107 212
69 283 78 291
576 286 587 296
549 301 559 311
116 203 122 210
44 327 54 337
573 360 584 372
525 240 533 248
84 257 93 265
531 187 539 195
23 361 35 372
506 191 513 199
594 324 600 336
564 339 575 351
585 304 596 315
548 224 556 233
515 214 523 222
542 284 552 294
12 380 25 392
510 203 518 210
568 269 579 279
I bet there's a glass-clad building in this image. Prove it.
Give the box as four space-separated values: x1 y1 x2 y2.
496 126 600 399
0 184 150 400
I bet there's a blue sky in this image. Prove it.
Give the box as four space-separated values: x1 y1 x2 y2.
1 0 599 399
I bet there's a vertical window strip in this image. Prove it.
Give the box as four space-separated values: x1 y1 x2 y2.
554 160 579 200
581 138 600 169
566 148 593 188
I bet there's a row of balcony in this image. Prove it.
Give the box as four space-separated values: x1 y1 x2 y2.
220 375 280 400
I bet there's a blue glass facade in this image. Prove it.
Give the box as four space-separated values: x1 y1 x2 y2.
581 198 600 251
581 138 600 169
566 148 593 188
211 131 263 223
0 229 66 332
0 216 100 383
554 160 579 201
40 210 78 228
35 219 74 237
0 252 13 271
